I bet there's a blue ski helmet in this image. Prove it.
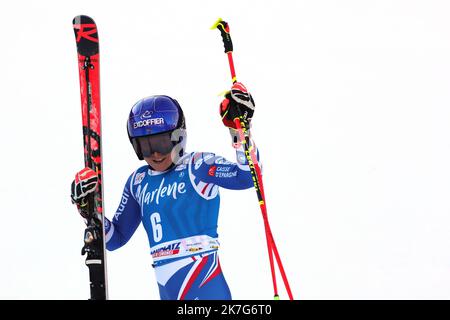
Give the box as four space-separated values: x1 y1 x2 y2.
127 95 186 160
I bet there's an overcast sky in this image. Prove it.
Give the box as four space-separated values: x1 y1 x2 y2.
1 0 450 299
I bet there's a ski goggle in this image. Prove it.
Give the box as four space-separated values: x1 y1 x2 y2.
134 132 175 157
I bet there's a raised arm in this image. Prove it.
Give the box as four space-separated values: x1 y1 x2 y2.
190 139 261 190
190 82 261 190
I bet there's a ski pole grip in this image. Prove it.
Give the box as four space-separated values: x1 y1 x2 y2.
211 18 233 53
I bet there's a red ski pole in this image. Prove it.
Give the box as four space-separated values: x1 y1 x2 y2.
211 18 294 300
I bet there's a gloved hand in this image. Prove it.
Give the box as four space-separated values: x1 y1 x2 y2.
219 82 255 131
71 167 98 219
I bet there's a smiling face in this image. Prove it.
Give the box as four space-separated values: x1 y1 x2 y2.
143 152 174 171
136 132 176 171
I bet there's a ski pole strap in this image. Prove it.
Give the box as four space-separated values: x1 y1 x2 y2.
211 18 233 53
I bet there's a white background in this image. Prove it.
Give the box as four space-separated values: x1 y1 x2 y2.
1 0 450 300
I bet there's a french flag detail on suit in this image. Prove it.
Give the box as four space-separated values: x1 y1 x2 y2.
199 252 221 288
177 256 209 300
155 251 230 300
189 153 220 200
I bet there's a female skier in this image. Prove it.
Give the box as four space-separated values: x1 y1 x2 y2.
71 82 259 300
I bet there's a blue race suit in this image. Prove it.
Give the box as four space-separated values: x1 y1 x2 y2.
104 141 260 300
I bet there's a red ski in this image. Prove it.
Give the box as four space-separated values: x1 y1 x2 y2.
72 15 108 300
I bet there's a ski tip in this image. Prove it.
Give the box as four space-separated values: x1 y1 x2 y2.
72 15 99 56
72 15 96 27
210 18 223 30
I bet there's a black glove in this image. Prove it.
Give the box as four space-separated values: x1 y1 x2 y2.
71 167 98 219
219 82 255 130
